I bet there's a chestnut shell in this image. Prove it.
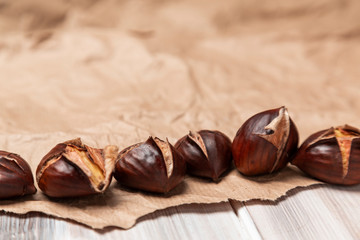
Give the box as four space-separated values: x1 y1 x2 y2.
175 130 232 181
232 106 299 176
292 125 360 185
114 137 186 193
36 139 118 198
37 143 90 197
0 151 37 199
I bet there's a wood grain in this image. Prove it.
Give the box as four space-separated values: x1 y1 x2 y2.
0 185 359 240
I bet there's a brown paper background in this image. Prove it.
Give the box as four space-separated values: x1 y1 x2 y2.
0 0 359 229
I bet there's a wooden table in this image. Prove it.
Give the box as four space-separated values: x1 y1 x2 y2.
1 184 359 239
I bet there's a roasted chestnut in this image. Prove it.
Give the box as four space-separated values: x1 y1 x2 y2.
114 136 186 193
292 125 360 185
175 130 232 181
0 151 37 199
232 106 299 176
36 138 118 197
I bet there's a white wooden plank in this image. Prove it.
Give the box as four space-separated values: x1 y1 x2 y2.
0 202 245 240
230 201 263 240
243 185 360 240
314 185 360 238
1 185 359 240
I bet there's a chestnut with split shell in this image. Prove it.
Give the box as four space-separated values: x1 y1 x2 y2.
232 106 299 176
292 125 360 185
175 130 232 181
0 151 37 199
36 138 118 198
114 136 186 193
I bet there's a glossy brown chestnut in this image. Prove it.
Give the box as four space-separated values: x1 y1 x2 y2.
232 106 299 176
36 138 118 197
114 136 186 193
175 130 232 181
292 125 360 185
0 151 37 199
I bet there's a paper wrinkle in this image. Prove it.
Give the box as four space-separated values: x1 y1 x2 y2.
1 0 360 229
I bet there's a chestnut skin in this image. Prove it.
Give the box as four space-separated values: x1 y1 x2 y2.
0 151 37 199
232 106 299 176
175 130 232 181
292 125 360 185
36 138 118 198
114 137 186 193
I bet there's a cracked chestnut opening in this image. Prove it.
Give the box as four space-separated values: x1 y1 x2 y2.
188 131 209 159
258 107 290 172
153 137 174 178
63 145 105 190
334 126 360 178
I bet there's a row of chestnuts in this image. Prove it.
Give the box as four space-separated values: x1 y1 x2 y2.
2 106 359 199
34 131 233 197
231 106 360 185
113 130 233 193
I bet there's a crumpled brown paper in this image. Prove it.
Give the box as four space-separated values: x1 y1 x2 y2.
0 0 359 229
